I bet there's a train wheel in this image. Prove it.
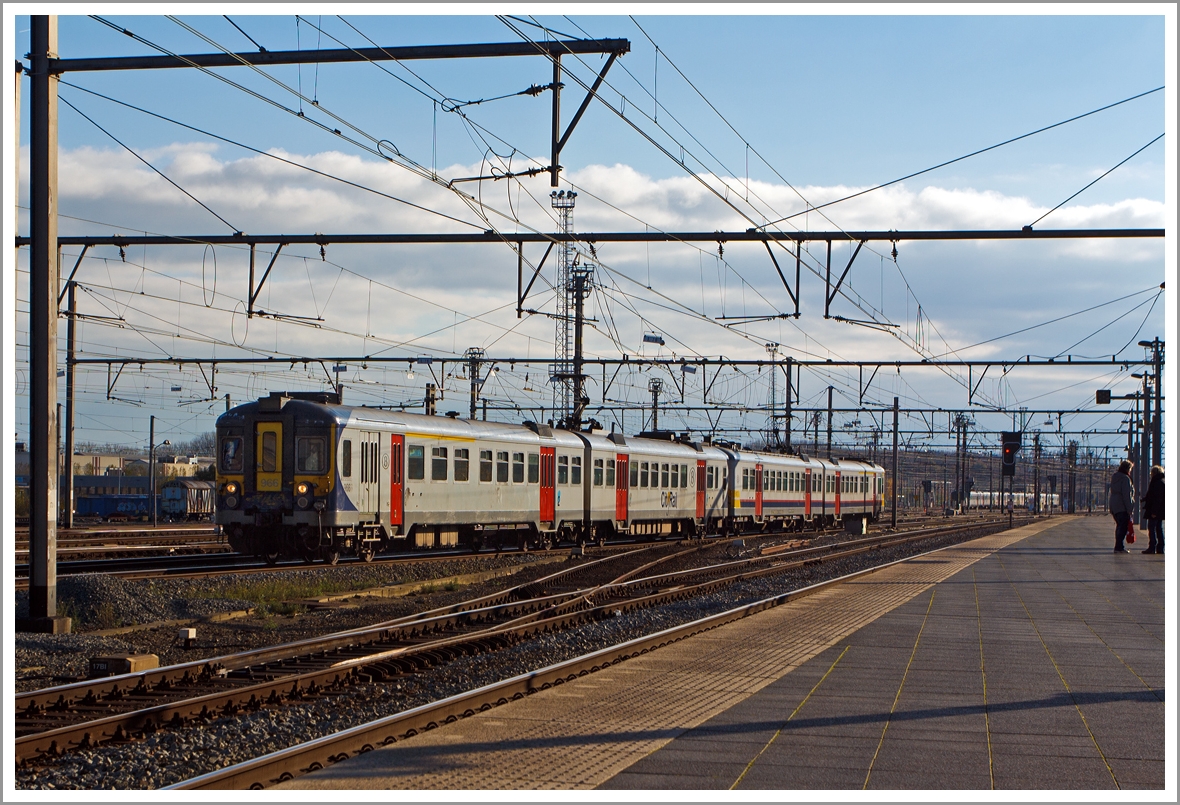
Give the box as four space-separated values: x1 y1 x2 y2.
301 551 317 564
359 546 375 563
264 552 280 566
324 549 341 565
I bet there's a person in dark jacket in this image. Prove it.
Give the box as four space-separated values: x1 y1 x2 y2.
1141 465 1164 555
1109 460 1135 553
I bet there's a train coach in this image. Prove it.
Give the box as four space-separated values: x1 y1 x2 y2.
216 391 885 564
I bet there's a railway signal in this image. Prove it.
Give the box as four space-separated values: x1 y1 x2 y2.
1001 431 1022 477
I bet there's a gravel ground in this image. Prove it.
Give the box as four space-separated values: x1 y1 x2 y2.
14 554 555 689
15 527 1004 790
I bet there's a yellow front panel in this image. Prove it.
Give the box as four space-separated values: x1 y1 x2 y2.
256 422 283 491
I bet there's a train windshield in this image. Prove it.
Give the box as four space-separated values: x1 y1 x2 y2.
297 437 326 473
221 437 243 472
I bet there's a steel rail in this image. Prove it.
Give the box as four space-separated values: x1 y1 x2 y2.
16 519 1021 767
167 516 1032 789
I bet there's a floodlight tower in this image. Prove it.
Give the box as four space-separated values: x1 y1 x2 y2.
550 190 578 424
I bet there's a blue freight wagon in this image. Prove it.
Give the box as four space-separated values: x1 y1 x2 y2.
74 494 155 522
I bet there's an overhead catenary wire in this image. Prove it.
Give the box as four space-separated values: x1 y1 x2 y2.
1027 133 1165 229
519 15 994 399
57 94 241 233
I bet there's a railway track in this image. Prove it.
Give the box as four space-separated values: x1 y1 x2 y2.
15 516 1027 779
14 511 1000 586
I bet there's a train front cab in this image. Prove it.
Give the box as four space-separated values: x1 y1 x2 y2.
216 392 341 563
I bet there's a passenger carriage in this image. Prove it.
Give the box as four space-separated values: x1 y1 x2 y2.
215 391 885 563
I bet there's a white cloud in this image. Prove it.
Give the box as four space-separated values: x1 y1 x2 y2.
17 143 1164 439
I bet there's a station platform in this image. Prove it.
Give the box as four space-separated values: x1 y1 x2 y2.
280 516 1167 791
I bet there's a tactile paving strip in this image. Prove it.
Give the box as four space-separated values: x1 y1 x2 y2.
281 520 1062 790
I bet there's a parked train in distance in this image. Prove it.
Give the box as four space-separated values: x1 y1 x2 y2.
216 392 886 564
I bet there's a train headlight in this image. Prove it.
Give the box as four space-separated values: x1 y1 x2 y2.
224 481 239 496
225 495 239 509
295 482 310 495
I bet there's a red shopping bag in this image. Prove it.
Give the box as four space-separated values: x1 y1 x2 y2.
1127 523 1136 544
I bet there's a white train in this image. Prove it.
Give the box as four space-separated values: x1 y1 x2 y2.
216 392 885 563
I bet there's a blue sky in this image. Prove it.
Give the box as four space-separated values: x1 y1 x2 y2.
6 9 1173 457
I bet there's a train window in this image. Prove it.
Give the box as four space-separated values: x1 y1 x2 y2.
454 448 470 482
741 468 748 491
571 456 582 485
706 466 714 489
681 465 688 488
342 440 352 477
594 458 604 486
297 437 325 473
528 453 539 484
606 459 616 487
496 451 509 483
557 455 569 485
221 437 243 472
660 463 668 488
511 452 524 483
630 460 639 488
643 461 654 488
670 464 679 489
261 432 277 473
408 445 425 480
480 450 492 482
432 447 448 481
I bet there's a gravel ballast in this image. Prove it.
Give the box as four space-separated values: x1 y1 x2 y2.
15 527 1013 790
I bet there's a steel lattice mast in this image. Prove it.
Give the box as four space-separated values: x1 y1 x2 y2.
550 190 577 424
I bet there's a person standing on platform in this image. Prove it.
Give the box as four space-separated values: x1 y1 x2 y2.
1141 465 1164 555
1109 460 1135 553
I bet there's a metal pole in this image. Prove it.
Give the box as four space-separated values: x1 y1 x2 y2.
1152 339 1162 469
891 396 898 529
550 55 561 187
64 280 76 528
826 385 833 460
1034 433 1041 515
784 356 793 452
572 270 589 430
25 15 64 631
150 415 156 528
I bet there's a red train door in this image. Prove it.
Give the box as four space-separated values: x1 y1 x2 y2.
834 471 842 518
389 434 404 530
540 447 556 525
804 467 812 517
616 453 629 521
755 464 764 517
696 459 705 518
